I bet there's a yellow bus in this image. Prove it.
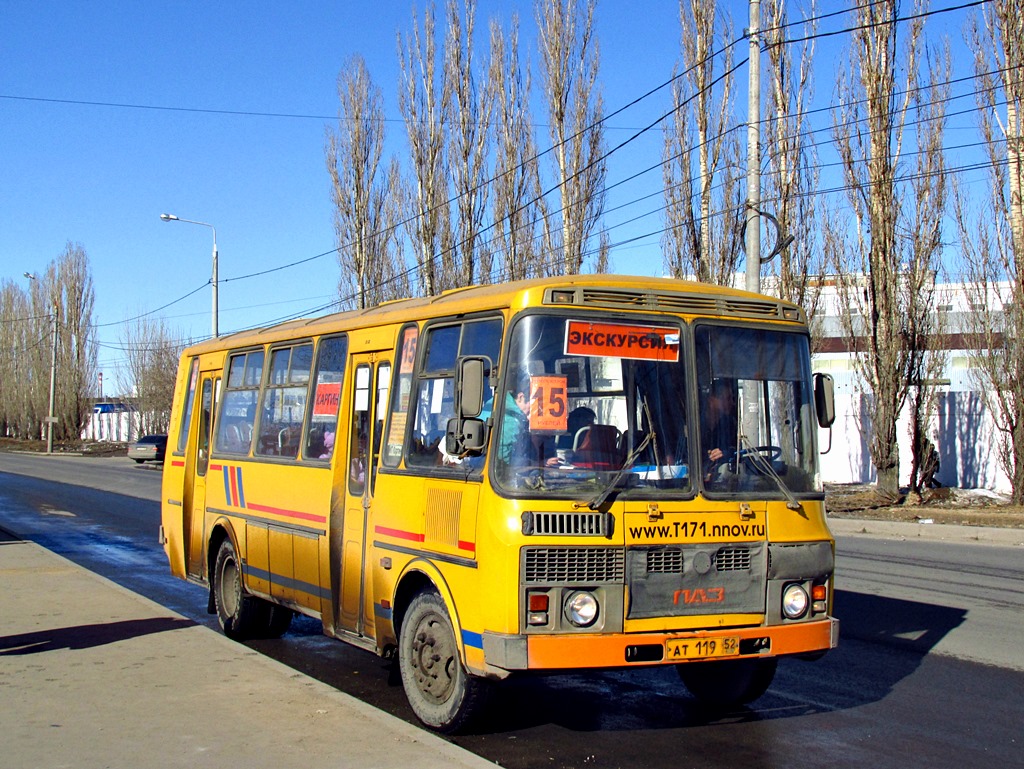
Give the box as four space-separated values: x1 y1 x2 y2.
160 274 838 732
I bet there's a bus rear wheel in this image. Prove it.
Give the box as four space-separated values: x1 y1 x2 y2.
677 657 778 708
399 590 489 733
264 605 293 638
213 539 265 640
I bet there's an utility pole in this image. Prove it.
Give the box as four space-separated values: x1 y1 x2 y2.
745 0 762 294
46 300 57 454
742 0 763 450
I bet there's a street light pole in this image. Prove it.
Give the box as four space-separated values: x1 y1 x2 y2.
745 0 762 294
160 213 219 337
24 272 57 454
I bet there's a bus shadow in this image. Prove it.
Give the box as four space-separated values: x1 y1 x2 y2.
471 589 966 735
833 588 967 655
0 617 196 656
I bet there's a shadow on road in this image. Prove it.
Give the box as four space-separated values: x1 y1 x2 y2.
0 617 197 656
834 588 967 654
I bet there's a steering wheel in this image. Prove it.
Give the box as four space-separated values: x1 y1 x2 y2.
707 445 783 475
737 445 783 463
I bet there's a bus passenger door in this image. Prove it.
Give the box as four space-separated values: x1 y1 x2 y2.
337 354 391 637
185 372 218 578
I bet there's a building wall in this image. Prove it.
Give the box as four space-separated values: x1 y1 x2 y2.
81 404 140 443
815 368 1011 493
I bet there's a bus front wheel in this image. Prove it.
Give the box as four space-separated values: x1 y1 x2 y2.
399 590 489 733
213 539 265 640
677 657 778 708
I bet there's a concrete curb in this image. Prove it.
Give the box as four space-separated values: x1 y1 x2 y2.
828 516 1024 546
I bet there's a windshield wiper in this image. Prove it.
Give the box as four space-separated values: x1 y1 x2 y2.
585 431 653 510
738 435 803 511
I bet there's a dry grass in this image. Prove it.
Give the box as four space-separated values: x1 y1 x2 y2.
825 483 1024 529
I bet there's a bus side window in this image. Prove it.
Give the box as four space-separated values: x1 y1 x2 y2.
176 357 200 455
382 325 418 468
255 343 313 460
349 364 371 494
404 317 502 470
214 350 264 456
304 335 348 461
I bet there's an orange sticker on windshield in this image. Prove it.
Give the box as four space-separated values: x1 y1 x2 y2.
565 321 680 362
528 375 568 432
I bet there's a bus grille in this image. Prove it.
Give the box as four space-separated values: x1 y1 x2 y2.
543 287 799 322
524 511 610 537
716 547 752 571
646 547 684 574
523 547 625 584
425 487 462 548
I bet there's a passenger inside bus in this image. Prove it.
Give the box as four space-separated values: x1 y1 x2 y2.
498 367 562 469
702 378 738 482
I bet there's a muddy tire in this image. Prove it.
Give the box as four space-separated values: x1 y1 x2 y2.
212 539 264 640
399 590 489 733
677 657 778 708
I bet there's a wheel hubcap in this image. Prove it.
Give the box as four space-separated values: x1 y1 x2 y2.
410 613 456 703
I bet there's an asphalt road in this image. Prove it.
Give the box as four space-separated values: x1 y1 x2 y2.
1 453 1022 768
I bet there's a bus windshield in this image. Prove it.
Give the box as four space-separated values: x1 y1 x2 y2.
695 323 820 497
493 314 690 497
492 315 820 500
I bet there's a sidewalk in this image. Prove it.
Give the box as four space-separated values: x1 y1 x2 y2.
0 531 494 769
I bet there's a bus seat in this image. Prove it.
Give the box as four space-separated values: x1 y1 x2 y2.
572 424 621 469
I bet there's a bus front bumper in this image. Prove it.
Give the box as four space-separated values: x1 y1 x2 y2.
481 617 839 672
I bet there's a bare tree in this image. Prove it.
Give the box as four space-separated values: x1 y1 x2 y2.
118 315 184 435
398 4 452 296
326 55 407 309
954 0 1024 503
826 0 946 500
444 0 495 286
761 0 823 326
0 281 35 438
10 244 98 444
51 244 98 441
662 0 743 285
535 0 607 275
905 44 951 498
489 15 547 281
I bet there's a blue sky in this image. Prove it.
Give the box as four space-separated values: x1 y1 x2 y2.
0 1 978 391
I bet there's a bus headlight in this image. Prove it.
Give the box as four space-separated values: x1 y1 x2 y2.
565 591 599 627
782 583 809 619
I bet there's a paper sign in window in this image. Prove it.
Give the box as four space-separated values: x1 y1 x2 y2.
565 321 680 362
528 375 568 432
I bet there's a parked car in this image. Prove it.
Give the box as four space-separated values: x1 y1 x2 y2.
128 434 167 464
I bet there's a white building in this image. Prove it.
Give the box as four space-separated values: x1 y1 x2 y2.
810 279 1011 493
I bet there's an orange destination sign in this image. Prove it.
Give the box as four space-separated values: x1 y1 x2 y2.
565 321 680 362
313 382 342 417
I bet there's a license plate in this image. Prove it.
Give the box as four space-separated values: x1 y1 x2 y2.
666 636 739 660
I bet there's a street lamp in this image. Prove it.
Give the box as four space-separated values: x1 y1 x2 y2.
24 272 57 454
160 213 219 337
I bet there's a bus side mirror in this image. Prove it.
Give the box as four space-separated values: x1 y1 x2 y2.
456 356 487 418
814 373 835 428
447 356 491 458
446 417 488 456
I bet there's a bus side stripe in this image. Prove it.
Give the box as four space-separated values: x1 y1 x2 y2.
375 525 425 543
234 466 246 508
228 467 240 507
461 630 483 649
246 503 326 524
222 466 233 506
